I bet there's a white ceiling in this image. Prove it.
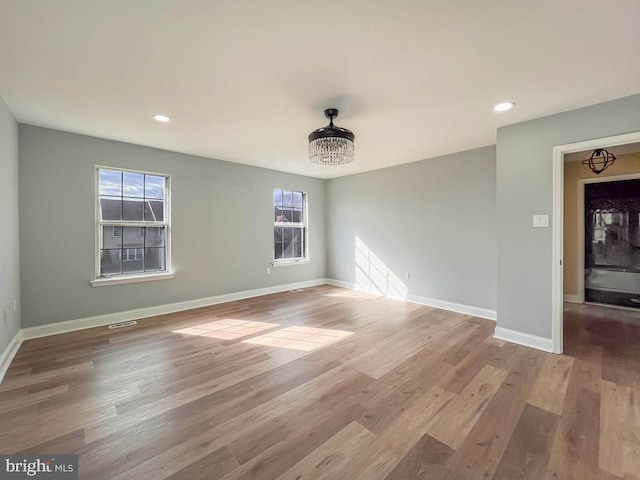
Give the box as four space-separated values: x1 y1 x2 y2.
1 1 639 179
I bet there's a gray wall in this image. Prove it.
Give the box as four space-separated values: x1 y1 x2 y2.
326 146 497 312
497 93 640 339
19 125 326 327
0 97 20 352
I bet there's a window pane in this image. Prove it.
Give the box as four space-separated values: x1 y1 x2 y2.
144 247 165 271
274 226 282 243
286 209 295 223
100 196 122 221
293 242 302 258
144 200 164 221
145 175 165 199
123 172 144 198
283 190 293 208
293 191 302 209
283 242 293 259
291 209 302 223
123 226 144 249
283 227 293 242
99 170 122 196
123 248 144 274
123 198 144 221
291 227 304 242
274 189 283 207
275 206 292 223
274 243 283 260
102 226 123 249
100 249 122 276
146 227 165 247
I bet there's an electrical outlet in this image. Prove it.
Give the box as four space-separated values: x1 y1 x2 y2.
266 267 271 275
532 214 549 228
385 267 391 278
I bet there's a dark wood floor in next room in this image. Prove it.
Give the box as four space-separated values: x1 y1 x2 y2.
0 285 639 479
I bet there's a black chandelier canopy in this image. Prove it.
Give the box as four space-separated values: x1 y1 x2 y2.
308 108 355 166
582 148 616 175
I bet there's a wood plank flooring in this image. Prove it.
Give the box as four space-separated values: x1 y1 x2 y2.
0 286 639 479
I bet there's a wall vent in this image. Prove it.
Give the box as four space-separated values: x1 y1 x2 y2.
108 320 138 329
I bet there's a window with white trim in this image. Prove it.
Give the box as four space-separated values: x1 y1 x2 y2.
273 189 307 263
97 168 170 277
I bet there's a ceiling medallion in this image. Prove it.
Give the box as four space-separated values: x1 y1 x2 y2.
308 108 355 166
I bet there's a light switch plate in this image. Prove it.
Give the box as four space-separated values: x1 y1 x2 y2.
533 214 549 227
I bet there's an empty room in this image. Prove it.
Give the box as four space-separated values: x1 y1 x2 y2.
1 1 639 479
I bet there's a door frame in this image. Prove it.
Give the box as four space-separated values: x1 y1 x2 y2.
552 131 640 354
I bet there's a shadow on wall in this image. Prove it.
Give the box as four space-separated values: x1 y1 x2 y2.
355 236 407 300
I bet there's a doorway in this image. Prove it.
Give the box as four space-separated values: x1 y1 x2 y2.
583 178 640 308
552 133 640 353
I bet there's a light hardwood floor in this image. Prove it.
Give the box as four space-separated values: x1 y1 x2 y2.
1 286 638 479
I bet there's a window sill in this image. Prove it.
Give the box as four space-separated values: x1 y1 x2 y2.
273 259 310 267
90 272 175 287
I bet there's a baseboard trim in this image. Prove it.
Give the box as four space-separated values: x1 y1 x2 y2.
0 330 23 384
563 294 581 303
406 294 496 321
325 278 355 290
325 278 497 321
21 278 330 340
493 326 553 353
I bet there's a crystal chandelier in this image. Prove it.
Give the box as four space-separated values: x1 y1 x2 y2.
308 108 355 165
581 148 616 175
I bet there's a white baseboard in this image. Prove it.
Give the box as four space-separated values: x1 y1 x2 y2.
406 294 496 321
325 278 354 290
563 294 581 303
493 326 553 353
21 278 330 340
325 278 497 321
0 330 23 384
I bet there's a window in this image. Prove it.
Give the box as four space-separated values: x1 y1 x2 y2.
96 168 170 279
124 248 144 261
273 189 307 263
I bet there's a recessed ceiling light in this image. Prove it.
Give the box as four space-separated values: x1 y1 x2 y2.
494 102 515 112
152 114 170 123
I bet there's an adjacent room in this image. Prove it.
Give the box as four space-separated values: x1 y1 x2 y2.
1 1 639 479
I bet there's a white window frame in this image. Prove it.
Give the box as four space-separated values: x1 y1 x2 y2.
91 166 174 287
273 189 309 265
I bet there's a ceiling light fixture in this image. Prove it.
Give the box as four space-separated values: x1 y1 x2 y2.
582 148 616 175
152 114 170 123
494 102 515 112
308 108 355 166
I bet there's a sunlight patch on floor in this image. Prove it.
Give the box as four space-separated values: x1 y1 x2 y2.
173 319 281 340
242 326 354 351
172 320 353 351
